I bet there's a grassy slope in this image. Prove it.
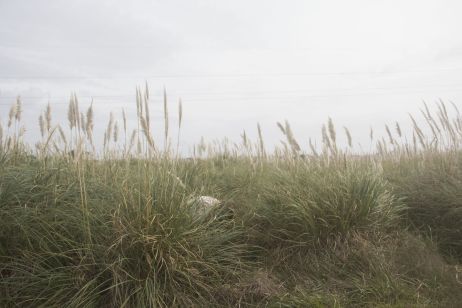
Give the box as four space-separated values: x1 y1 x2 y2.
0 154 461 307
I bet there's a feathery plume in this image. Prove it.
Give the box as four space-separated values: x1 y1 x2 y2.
86 102 94 136
74 92 81 131
68 95 76 129
39 114 45 138
122 108 127 134
284 120 300 152
385 125 394 145
113 121 119 143
145 81 150 100
15 96 22 122
8 103 16 128
409 114 425 149
45 102 52 131
103 132 107 149
327 117 336 144
257 123 265 157
137 87 143 117
178 99 183 129
140 115 148 133
241 130 248 148
136 87 141 118
395 122 402 138
344 126 352 148
144 91 150 128
80 112 86 134
106 112 114 144
276 121 286 134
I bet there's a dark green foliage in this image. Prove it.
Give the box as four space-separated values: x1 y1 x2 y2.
384 153 462 260
253 163 404 247
1 150 461 307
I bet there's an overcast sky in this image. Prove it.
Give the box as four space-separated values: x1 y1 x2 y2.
1 0 462 153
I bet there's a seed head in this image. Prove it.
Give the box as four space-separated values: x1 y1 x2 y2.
113 121 119 143
344 126 352 148
86 102 94 136
45 102 52 131
8 103 16 128
15 96 22 122
39 114 45 137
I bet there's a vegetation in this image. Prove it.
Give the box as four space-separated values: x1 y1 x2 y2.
0 88 461 307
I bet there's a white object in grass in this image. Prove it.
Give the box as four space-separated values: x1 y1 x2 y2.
197 196 220 207
189 196 221 216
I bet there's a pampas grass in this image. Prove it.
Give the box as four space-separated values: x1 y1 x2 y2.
1 89 462 307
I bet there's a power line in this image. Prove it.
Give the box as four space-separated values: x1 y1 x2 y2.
4 45 462 55
0 68 461 79
1 87 462 106
1 82 462 101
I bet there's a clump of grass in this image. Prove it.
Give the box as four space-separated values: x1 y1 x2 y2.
252 162 404 248
0 159 254 307
384 151 462 260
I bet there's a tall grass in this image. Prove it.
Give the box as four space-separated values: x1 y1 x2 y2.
1 89 462 307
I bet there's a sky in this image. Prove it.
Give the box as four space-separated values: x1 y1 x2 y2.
1 0 462 153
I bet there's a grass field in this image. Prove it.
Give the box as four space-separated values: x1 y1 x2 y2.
1 89 462 307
